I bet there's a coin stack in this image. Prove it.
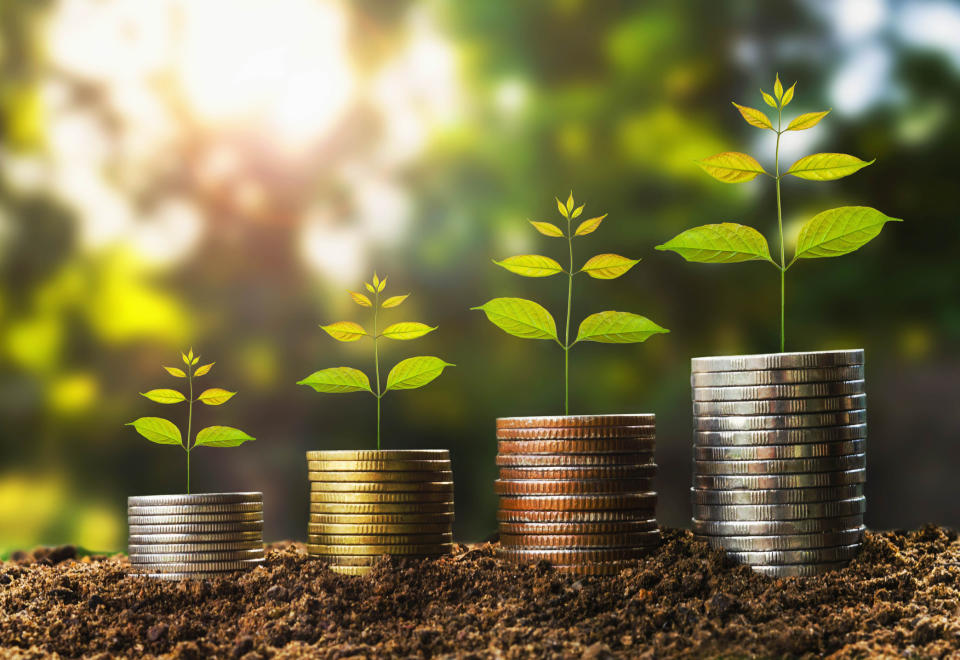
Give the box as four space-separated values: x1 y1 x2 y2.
306 449 454 576
495 415 660 576
127 492 265 580
690 350 867 577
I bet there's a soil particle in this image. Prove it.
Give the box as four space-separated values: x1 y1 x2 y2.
0 527 958 658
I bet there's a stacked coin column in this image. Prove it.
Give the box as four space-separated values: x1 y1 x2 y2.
690 350 867 577
306 450 454 576
127 493 265 580
495 415 660 576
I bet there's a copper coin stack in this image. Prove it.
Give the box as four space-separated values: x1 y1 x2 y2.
306 449 455 576
495 414 660 576
691 350 867 577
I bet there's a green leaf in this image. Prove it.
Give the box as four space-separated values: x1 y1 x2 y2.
774 74 783 101
471 297 559 341
382 294 409 308
574 214 607 237
529 221 564 237
565 191 574 213
786 153 874 181
381 322 436 340
365 282 376 293
321 321 368 342
556 197 568 219
731 102 773 130
181 351 191 366
571 204 584 219
385 356 454 391
377 276 387 292
193 362 214 377
372 272 380 288
194 426 256 448
787 110 830 131
126 417 182 446
163 366 186 378
298 367 373 393
580 254 640 279
696 152 767 183
493 255 564 277
781 82 796 107
576 311 670 344
761 89 777 108
350 291 373 307
140 388 186 404
794 206 902 260
191 355 199 366
197 388 236 405
655 223 773 264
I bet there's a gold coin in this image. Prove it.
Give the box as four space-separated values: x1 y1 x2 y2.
308 470 453 483
306 450 449 461
310 502 455 514
307 543 452 556
498 438 656 454
307 481 454 493
314 554 382 566
309 491 453 504
494 479 655 496
306 460 451 472
307 533 452 545
496 453 651 468
498 547 650 563
496 415 655 429
308 523 451 535
308 513 455 524
329 565 373 576
496 426 655 440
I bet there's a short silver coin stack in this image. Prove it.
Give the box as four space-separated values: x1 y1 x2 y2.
690 350 866 577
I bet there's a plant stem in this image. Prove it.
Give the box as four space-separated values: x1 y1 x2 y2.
186 361 193 494
564 219 574 415
373 290 382 450
774 106 785 352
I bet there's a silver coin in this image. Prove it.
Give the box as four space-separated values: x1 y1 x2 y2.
692 366 864 388
695 424 867 447
128 532 263 544
693 395 866 417
133 559 264 573
127 513 264 525
694 469 866 490
692 497 866 521
694 454 865 475
694 410 866 432
696 527 864 551
690 484 864 505
127 541 264 553
128 522 263 535
692 515 863 536
127 503 263 516
693 380 865 402
129 549 265 563
691 350 863 373
725 543 861 565
750 562 849 577
694 440 865 461
128 493 262 507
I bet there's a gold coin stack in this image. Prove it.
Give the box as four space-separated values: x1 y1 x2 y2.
495 415 660 576
127 493 265 580
306 449 455 576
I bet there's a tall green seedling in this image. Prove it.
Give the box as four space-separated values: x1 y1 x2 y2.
473 192 669 414
656 74 901 351
127 349 256 493
297 273 454 449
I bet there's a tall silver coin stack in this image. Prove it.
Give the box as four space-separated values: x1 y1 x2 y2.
495 415 660 576
127 493 265 580
690 350 866 577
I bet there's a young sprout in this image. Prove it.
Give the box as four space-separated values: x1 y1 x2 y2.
297 273 454 450
656 74 901 351
127 349 255 494
473 192 669 414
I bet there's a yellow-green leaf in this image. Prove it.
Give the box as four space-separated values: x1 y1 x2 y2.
574 214 607 237
372 272 380 287
321 321 368 342
350 291 373 307
656 223 773 264
786 153 874 181
781 82 796 107
471 298 558 341
194 425 256 448
571 204 584 219
580 254 640 279
696 152 767 183
566 191 574 212
794 206 902 259
493 255 564 277
377 276 387 292
774 74 783 100
193 362 214 377
786 110 830 131
732 102 773 130
382 294 409 308
576 311 670 344
385 356 454 391
181 351 191 366
140 388 186 404
556 197 569 219
191 355 199 366
761 89 777 108
365 282 376 293
529 221 564 237
381 322 436 340
298 367 372 394
127 417 182 446
197 388 236 405
164 366 186 378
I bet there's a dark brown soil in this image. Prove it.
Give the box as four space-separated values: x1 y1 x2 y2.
1 527 958 659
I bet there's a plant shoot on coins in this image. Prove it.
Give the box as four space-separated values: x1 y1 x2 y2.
127 349 256 493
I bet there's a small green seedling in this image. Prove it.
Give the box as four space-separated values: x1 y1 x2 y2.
473 192 669 414
656 74 901 351
297 273 454 449
127 349 256 494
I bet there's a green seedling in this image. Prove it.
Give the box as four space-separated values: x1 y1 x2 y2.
297 273 454 449
127 349 256 494
473 192 669 414
656 74 901 351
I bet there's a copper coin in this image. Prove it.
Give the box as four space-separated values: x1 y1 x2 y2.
498 438 656 454
496 453 651 468
498 493 657 511
498 547 651 562
499 520 658 535
496 426 655 440
500 531 660 548
308 471 453 483
497 415 655 429
498 465 657 480
497 509 653 523
494 479 655 496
